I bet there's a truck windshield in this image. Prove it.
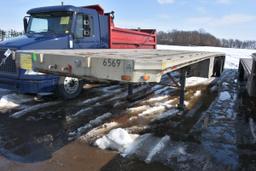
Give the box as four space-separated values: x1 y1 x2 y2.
27 12 73 35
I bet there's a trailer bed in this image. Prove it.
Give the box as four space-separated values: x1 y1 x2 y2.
240 58 253 75
239 54 256 96
17 49 225 83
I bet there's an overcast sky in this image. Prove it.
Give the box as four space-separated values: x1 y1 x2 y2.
0 0 255 40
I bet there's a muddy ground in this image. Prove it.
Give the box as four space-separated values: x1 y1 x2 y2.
0 69 255 171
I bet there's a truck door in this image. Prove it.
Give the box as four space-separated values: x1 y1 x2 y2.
73 14 100 48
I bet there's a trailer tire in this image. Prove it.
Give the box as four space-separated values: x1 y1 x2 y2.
57 76 84 99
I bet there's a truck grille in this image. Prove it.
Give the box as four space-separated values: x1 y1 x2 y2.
0 49 17 74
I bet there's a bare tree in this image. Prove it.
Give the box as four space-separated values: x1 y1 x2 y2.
0 29 22 41
158 30 256 49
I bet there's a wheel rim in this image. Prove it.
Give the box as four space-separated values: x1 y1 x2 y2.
63 77 80 95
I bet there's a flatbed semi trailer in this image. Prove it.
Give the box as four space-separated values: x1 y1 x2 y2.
239 54 256 96
16 49 225 108
17 49 225 83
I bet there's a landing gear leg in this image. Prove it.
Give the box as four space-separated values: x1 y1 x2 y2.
178 69 187 110
127 84 133 101
128 84 133 96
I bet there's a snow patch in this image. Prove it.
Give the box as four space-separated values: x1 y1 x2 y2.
81 94 111 105
0 88 10 94
10 101 61 118
154 87 170 95
223 82 229 86
155 109 179 121
127 105 150 113
177 146 186 155
145 135 170 163
219 91 231 101
186 77 208 87
79 122 120 143
0 94 33 110
146 95 169 103
0 96 19 109
194 90 202 97
151 85 164 91
95 128 139 152
70 113 113 139
122 134 152 157
138 106 166 117
72 107 93 118
249 118 256 143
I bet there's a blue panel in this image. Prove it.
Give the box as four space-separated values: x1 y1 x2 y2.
73 9 101 49
18 78 58 94
27 5 79 14
0 35 69 49
99 15 110 48
0 76 58 93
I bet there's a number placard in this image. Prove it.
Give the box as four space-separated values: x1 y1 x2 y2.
102 59 121 68
20 54 32 70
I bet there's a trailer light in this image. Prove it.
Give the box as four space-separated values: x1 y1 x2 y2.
171 66 177 70
40 53 44 63
143 74 150 81
32 53 37 62
121 75 131 81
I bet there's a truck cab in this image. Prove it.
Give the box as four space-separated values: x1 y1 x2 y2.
0 4 156 99
0 5 112 99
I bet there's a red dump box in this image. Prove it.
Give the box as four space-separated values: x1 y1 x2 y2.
85 5 157 49
110 21 157 49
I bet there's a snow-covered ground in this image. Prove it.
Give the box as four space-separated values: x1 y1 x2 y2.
157 45 256 69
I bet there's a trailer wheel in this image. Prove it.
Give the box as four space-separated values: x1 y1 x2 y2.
57 77 84 99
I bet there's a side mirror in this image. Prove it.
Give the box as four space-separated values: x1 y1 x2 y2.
23 16 29 33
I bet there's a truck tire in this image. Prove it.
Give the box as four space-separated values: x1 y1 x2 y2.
57 76 84 99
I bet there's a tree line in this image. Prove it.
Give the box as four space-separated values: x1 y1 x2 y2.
0 28 255 49
0 29 23 41
157 30 256 49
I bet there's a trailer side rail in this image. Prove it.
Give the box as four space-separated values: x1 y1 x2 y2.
16 49 225 83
